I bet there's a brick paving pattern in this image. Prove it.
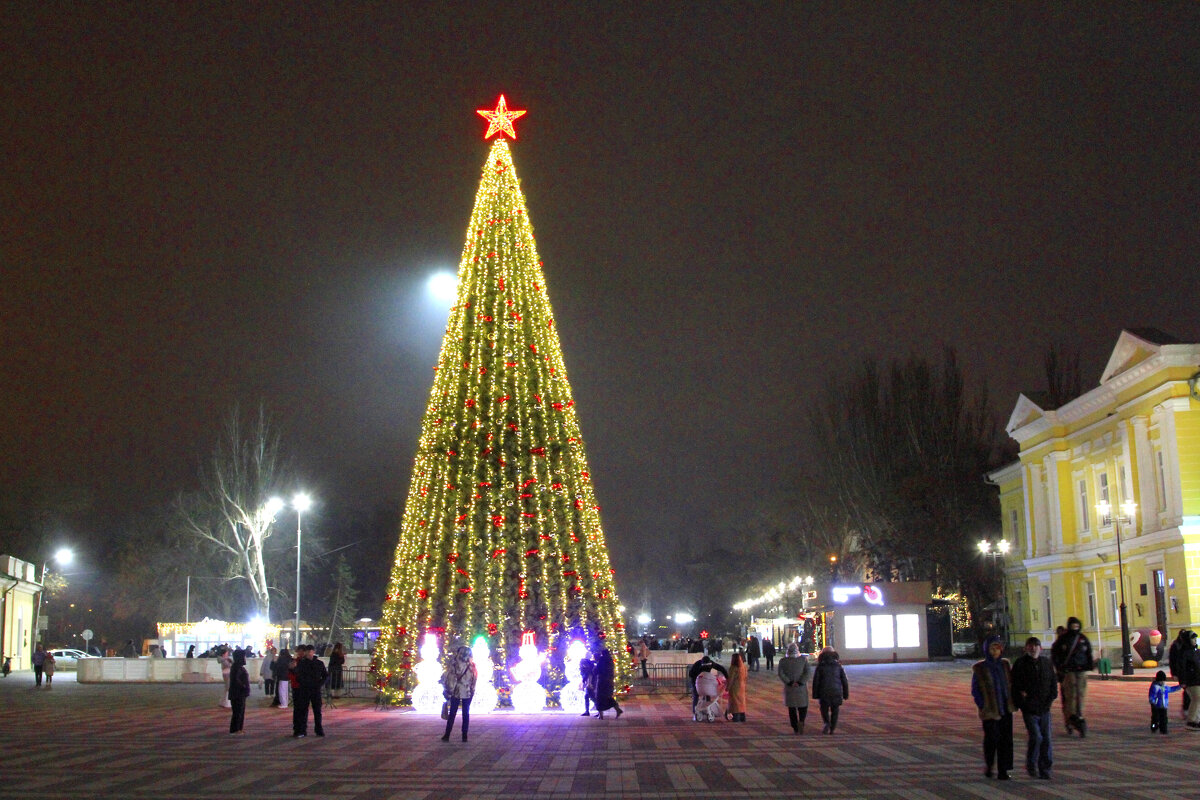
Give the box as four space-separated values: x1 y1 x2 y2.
3 661 1194 799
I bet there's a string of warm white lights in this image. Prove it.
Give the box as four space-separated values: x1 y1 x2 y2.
732 575 814 611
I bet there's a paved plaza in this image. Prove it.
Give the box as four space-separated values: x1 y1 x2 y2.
2 660 1195 799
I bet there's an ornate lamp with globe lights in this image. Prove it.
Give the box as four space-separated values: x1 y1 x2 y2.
1096 499 1136 676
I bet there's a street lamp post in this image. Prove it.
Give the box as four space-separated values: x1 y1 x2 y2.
1097 499 1136 676
292 493 312 649
32 548 73 648
978 539 1010 644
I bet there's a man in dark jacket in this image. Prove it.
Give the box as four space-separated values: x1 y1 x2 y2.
1180 631 1200 730
746 636 761 672
688 655 729 717
293 645 328 738
1168 629 1192 719
1011 636 1058 779
1049 617 1093 737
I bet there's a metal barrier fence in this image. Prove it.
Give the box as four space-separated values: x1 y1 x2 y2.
325 665 374 699
642 663 690 694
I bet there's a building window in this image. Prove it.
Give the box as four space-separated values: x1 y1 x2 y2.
1043 585 1052 629
1119 464 1130 505
1086 581 1097 629
1098 472 1110 505
1009 509 1019 540
844 615 868 649
870 615 895 649
1108 578 1119 625
896 614 920 648
1079 479 1090 532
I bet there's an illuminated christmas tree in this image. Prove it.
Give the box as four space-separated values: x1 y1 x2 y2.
373 96 628 706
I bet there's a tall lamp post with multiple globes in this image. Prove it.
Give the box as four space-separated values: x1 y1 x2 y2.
1096 499 1136 676
32 548 73 648
978 539 1010 644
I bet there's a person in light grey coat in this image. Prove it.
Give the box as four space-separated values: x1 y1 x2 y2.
776 643 812 734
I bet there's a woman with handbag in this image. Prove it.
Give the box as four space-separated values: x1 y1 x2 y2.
440 646 478 742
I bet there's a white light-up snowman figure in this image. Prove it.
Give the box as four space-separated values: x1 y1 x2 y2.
411 631 444 714
509 631 546 712
558 639 587 713
470 636 497 714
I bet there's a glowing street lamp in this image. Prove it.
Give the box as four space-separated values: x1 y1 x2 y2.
1097 499 1137 676
32 548 73 647
292 493 312 648
979 539 1010 644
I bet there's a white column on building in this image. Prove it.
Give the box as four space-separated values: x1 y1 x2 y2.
1044 451 1067 554
1157 398 1187 527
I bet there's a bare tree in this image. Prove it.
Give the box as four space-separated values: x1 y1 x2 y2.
806 349 1004 637
178 405 289 620
1044 343 1083 408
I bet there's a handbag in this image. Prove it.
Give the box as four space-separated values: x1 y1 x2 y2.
441 700 449 720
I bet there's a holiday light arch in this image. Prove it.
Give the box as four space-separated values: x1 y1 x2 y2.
372 96 629 706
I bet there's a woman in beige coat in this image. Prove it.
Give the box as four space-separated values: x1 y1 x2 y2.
725 652 748 722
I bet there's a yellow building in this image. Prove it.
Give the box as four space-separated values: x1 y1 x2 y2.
1 555 42 670
989 330 1200 659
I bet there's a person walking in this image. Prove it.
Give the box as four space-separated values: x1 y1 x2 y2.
636 639 650 679
440 645 477 742
31 644 46 688
592 647 623 719
328 642 345 698
42 650 56 689
763 638 776 671
777 643 812 734
1149 670 1183 735
228 648 251 734
811 646 849 734
260 645 277 698
272 648 292 709
1011 636 1057 779
746 636 761 672
1050 617 1093 737
218 646 233 708
579 650 596 716
972 635 1015 780
293 645 328 738
725 652 748 722
1180 631 1200 730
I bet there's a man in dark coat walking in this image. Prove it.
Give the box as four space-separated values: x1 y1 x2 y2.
1049 617 1093 737
1011 636 1058 779
293 644 328 737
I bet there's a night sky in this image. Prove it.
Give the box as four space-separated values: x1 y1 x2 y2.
4 5 1199 597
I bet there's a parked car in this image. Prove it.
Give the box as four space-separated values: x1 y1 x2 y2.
47 648 94 669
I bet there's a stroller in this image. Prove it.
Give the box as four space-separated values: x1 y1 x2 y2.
694 669 725 722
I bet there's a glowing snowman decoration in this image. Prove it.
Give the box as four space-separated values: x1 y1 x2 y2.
558 639 587 713
411 631 444 714
470 636 497 714
510 631 546 712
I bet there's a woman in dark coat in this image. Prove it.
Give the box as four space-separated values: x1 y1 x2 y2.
591 647 624 719
328 642 346 697
228 648 251 734
812 646 850 734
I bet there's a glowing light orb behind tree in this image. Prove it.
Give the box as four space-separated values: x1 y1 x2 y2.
558 639 588 714
411 632 444 714
470 635 498 714
510 631 547 713
372 96 629 705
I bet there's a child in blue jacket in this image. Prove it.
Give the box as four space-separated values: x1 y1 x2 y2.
1149 670 1183 734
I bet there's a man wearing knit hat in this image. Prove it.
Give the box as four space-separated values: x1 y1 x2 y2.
971 635 1014 780
1050 617 1094 737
